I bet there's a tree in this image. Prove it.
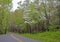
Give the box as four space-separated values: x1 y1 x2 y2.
7 0 60 33
0 0 12 34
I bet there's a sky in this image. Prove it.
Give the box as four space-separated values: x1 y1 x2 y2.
12 0 25 11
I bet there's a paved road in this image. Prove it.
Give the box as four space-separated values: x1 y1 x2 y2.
0 33 41 42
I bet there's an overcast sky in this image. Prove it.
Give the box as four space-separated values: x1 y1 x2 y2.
12 0 25 11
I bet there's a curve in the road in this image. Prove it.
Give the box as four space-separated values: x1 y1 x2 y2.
0 33 41 42
10 34 23 42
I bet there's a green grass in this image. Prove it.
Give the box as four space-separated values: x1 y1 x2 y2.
21 31 60 42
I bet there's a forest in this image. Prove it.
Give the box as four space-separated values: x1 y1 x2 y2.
0 0 60 42
0 0 60 34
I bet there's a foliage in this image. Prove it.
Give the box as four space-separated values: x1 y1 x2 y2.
8 0 60 33
0 0 12 34
0 0 60 34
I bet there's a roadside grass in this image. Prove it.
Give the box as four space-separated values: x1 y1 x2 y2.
21 31 60 42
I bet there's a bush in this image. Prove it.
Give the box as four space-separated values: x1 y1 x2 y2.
48 25 60 31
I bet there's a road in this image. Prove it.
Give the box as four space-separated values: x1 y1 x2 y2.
0 33 41 42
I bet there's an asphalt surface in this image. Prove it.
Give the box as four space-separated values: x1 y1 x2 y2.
0 33 41 42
